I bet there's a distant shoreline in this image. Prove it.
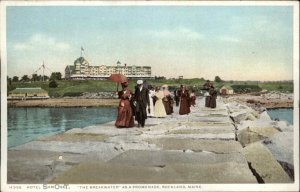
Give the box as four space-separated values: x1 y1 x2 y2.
7 98 119 108
7 93 293 109
223 93 293 109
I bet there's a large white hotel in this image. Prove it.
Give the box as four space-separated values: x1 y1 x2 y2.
65 57 152 80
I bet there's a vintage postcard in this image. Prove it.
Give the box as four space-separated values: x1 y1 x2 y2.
1 1 299 192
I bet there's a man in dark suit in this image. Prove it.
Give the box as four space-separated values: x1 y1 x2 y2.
175 85 183 107
134 80 150 128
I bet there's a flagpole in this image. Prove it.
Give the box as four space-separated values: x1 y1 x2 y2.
81 47 84 57
42 61 45 82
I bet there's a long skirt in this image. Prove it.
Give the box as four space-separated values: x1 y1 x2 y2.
209 96 217 108
154 99 167 117
179 98 190 115
163 97 173 115
175 96 179 106
147 95 155 117
190 96 196 106
115 100 134 128
205 96 211 107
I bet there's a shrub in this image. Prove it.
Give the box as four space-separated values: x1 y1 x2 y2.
63 92 83 97
231 84 262 93
49 80 58 88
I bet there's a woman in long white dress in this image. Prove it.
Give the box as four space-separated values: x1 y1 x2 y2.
154 87 167 118
147 86 155 117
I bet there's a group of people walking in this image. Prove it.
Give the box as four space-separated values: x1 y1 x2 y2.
115 80 198 128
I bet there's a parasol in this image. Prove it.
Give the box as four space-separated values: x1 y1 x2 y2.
108 74 128 91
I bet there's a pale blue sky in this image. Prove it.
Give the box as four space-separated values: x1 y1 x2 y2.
6 5 294 80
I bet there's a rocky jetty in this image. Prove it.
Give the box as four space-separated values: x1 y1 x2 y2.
7 96 294 185
225 91 293 109
224 97 294 182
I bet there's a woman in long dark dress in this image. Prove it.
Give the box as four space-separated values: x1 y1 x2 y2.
190 90 196 107
115 82 134 128
162 85 173 115
179 86 191 115
209 86 217 108
203 80 213 107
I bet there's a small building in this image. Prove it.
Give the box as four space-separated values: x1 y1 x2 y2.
219 85 234 95
8 87 49 100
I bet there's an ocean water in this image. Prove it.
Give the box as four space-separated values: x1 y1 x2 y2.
7 107 117 148
267 108 293 125
7 107 293 148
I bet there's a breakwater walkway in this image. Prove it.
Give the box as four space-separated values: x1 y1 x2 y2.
8 97 293 184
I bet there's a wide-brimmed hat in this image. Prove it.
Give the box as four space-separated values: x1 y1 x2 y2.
137 80 143 85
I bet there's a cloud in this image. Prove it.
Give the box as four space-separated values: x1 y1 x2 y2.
13 34 71 51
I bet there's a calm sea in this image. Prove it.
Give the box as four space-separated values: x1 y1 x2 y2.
7 107 293 148
267 108 293 125
7 107 117 148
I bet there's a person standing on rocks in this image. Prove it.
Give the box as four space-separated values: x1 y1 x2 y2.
134 80 150 128
174 85 182 107
154 86 167 118
162 85 173 115
203 80 213 107
179 85 191 115
147 85 155 117
115 81 135 128
190 89 196 107
209 86 218 108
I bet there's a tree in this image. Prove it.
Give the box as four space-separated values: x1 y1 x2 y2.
214 76 222 83
49 80 58 88
12 76 19 82
40 75 49 81
37 75 43 81
32 74 38 81
155 76 166 80
56 72 62 80
7 76 12 85
21 75 30 82
50 72 62 81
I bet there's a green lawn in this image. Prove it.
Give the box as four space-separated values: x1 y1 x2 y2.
258 82 293 92
7 79 293 97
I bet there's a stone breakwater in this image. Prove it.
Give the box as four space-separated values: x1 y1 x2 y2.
7 97 294 184
223 98 294 181
224 91 293 110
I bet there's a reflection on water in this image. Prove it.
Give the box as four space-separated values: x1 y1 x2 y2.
8 107 117 148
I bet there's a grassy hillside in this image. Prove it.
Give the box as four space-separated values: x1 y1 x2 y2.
7 79 293 98
258 82 293 92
